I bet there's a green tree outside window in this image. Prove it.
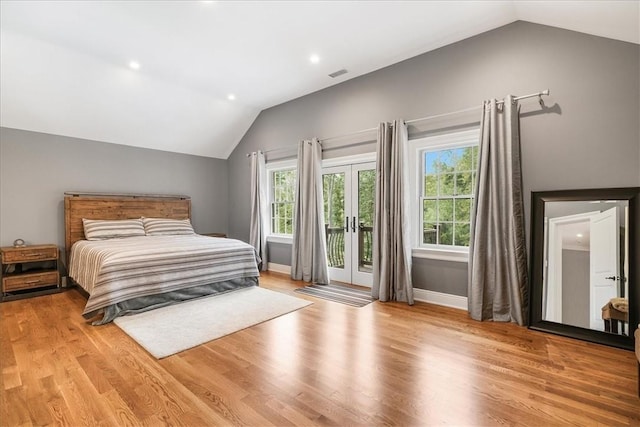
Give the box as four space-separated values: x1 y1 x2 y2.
422 145 477 247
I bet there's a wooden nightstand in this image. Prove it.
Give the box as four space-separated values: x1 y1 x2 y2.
1 244 60 301
202 233 227 238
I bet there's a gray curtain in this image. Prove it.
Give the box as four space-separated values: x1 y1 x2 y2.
291 139 330 284
468 97 528 325
372 120 414 304
249 151 268 271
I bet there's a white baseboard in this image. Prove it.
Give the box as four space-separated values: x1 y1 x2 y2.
267 263 291 275
263 266 466 311
413 288 467 311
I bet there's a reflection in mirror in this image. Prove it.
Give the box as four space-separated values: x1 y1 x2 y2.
542 200 629 335
530 187 639 351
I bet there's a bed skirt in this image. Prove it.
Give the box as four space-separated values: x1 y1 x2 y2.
84 277 259 325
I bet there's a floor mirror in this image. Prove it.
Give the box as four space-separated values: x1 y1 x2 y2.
529 187 639 350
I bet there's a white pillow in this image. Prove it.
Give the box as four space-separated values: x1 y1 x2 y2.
143 217 195 235
82 218 145 240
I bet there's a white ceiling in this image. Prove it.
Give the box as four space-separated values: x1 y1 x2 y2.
1 1 638 159
560 221 591 251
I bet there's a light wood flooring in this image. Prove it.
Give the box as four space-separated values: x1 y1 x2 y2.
1 271 639 426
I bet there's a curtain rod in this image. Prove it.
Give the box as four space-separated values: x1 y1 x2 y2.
405 89 550 124
246 89 549 157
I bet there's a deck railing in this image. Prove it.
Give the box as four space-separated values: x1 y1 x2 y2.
358 224 373 270
325 223 373 270
325 225 443 268
325 225 345 268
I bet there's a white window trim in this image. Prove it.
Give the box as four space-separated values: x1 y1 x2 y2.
321 152 376 168
266 158 297 243
408 128 479 263
412 247 469 262
266 158 297 172
267 234 293 244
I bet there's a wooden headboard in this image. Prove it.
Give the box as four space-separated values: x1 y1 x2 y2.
64 192 191 261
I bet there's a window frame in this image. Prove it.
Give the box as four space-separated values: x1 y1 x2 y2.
409 128 479 263
266 159 297 244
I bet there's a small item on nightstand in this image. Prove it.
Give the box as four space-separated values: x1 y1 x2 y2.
13 239 25 247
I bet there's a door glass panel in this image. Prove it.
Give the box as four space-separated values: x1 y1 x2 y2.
357 169 375 273
323 172 345 268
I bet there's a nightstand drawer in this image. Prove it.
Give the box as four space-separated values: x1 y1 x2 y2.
3 271 59 292
1 246 58 263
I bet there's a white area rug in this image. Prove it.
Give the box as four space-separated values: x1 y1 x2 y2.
113 286 312 358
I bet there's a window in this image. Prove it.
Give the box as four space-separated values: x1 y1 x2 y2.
267 160 297 238
410 128 479 258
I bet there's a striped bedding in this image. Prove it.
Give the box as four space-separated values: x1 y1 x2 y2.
69 235 260 320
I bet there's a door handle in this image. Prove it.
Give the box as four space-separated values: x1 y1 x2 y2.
352 216 357 233
345 217 349 232
604 276 619 281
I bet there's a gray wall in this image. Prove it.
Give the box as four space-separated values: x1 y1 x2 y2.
268 241 294 266
0 128 229 264
562 249 590 329
227 21 640 296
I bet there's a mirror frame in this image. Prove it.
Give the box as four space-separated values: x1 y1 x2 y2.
529 187 640 350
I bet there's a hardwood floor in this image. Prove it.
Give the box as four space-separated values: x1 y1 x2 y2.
1 271 638 426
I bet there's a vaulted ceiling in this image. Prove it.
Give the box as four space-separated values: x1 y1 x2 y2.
1 1 638 159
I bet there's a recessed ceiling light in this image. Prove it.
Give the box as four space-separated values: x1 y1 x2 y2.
227 94 236 101
576 233 583 238
309 54 320 64
129 61 140 70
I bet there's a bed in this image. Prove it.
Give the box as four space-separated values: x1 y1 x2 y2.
65 193 260 324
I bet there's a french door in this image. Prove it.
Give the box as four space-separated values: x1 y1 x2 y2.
322 162 375 287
